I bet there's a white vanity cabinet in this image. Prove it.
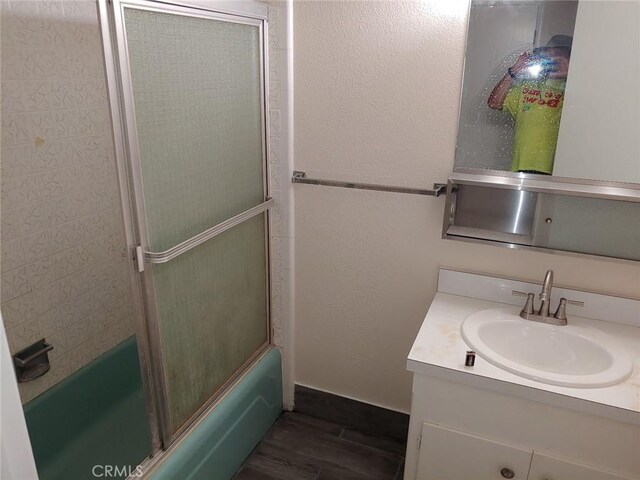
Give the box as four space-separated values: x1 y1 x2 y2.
416 422 532 480
528 452 635 480
404 270 640 480
414 420 636 480
405 374 639 480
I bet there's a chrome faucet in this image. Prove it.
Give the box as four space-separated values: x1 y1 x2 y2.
538 270 554 318
512 270 583 326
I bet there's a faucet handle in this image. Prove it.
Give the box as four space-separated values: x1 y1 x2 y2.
513 290 535 315
554 298 568 322
522 293 535 314
553 297 583 323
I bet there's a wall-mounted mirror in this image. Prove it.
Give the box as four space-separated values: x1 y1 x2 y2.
455 0 639 183
445 0 640 262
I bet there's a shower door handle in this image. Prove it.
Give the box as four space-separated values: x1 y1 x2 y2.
141 198 273 266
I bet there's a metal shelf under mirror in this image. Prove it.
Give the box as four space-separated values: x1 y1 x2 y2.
442 174 640 262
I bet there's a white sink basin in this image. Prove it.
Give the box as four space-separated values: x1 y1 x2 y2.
461 308 634 388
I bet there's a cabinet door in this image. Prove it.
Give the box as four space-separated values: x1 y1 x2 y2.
528 452 638 480
415 422 533 480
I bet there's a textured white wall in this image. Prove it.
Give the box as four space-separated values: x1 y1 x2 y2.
293 0 640 413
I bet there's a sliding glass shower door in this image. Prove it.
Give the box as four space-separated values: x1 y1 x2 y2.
107 0 271 444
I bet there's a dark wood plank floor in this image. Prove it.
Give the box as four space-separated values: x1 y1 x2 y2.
233 411 406 480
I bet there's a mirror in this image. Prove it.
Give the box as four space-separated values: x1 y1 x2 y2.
454 0 640 184
445 0 640 262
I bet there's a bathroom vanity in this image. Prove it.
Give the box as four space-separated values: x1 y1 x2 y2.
404 269 640 480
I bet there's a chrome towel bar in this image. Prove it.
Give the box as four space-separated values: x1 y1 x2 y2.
292 171 447 197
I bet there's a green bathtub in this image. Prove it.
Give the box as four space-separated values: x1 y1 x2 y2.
23 338 283 480
24 336 152 480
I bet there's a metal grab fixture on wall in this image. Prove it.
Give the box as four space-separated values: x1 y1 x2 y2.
292 171 447 197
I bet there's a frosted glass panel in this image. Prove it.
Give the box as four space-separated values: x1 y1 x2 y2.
124 8 264 251
153 214 268 431
533 194 640 261
121 7 269 435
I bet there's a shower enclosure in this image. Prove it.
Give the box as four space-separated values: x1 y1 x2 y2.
0 0 278 475
99 0 276 461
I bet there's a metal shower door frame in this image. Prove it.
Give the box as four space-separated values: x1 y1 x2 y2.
98 0 272 450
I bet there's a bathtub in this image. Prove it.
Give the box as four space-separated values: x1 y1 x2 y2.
148 348 283 480
23 337 283 480
23 336 152 480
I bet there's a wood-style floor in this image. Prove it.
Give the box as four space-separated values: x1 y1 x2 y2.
233 411 406 480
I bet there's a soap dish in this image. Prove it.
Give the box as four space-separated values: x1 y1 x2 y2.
13 339 54 383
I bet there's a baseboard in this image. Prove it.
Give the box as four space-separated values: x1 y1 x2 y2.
293 384 409 443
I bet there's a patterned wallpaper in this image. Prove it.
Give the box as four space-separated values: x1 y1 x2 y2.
268 2 285 350
0 0 135 403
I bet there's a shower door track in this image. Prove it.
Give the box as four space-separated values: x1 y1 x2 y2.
98 0 273 454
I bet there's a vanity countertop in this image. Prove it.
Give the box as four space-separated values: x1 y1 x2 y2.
407 273 640 425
